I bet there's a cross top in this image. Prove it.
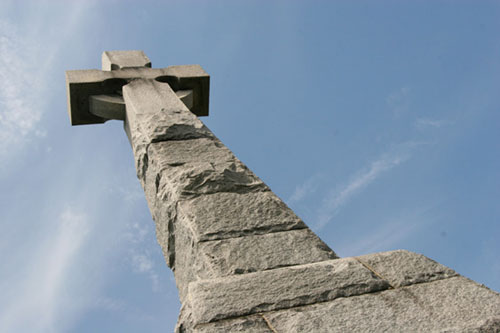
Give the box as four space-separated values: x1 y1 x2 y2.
65 50 209 125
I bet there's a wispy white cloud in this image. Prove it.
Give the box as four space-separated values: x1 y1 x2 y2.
341 219 418 256
93 296 155 321
0 4 129 332
337 201 443 257
124 222 163 292
132 252 161 292
314 141 429 230
415 117 451 130
0 1 95 162
0 21 44 156
94 296 128 312
387 87 410 116
0 208 92 332
288 173 323 203
338 204 438 256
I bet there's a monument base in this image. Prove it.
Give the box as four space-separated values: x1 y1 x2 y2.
179 250 500 332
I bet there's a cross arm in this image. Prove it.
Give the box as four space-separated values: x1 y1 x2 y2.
66 65 209 125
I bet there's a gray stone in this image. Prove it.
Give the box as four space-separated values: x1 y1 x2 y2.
148 162 269 265
183 258 390 326
193 315 271 333
172 208 203 301
173 228 337 303
123 80 213 182
265 276 500 332
102 50 151 70
66 64 208 125
177 191 306 241
198 228 337 277
148 138 235 169
356 249 458 287
144 138 266 198
123 79 211 144
89 94 126 121
156 161 266 199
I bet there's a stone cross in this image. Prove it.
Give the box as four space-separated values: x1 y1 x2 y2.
66 51 500 332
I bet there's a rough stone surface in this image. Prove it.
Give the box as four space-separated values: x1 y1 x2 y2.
265 276 500 332
193 315 271 333
177 191 306 242
144 138 265 203
102 50 151 70
198 229 337 277
123 79 211 184
141 138 273 270
183 258 390 326
356 249 458 287
173 227 337 302
148 138 234 168
155 158 265 200
124 79 210 142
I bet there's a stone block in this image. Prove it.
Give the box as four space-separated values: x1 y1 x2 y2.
143 138 266 203
148 138 235 169
198 228 337 277
356 249 457 287
265 276 500 332
183 258 390 326
169 215 335 303
102 50 151 70
122 80 213 183
155 160 266 200
173 207 202 301
177 191 306 241
123 79 212 145
193 315 271 333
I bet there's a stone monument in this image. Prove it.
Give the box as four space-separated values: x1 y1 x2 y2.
66 51 500 332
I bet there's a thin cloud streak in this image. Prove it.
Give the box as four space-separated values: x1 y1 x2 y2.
314 141 428 230
387 86 410 116
288 173 323 203
337 204 441 257
0 4 124 332
415 118 451 129
0 208 91 333
340 218 418 256
124 221 163 293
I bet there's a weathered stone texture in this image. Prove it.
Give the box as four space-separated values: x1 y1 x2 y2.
197 229 337 277
123 79 208 142
102 50 151 70
264 277 500 332
356 249 458 287
148 138 233 168
123 79 212 182
193 315 271 333
172 201 336 302
144 139 266 209
177 191 305 241
183 258 390 326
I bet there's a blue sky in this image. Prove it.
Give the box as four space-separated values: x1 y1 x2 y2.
1 1 499 332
